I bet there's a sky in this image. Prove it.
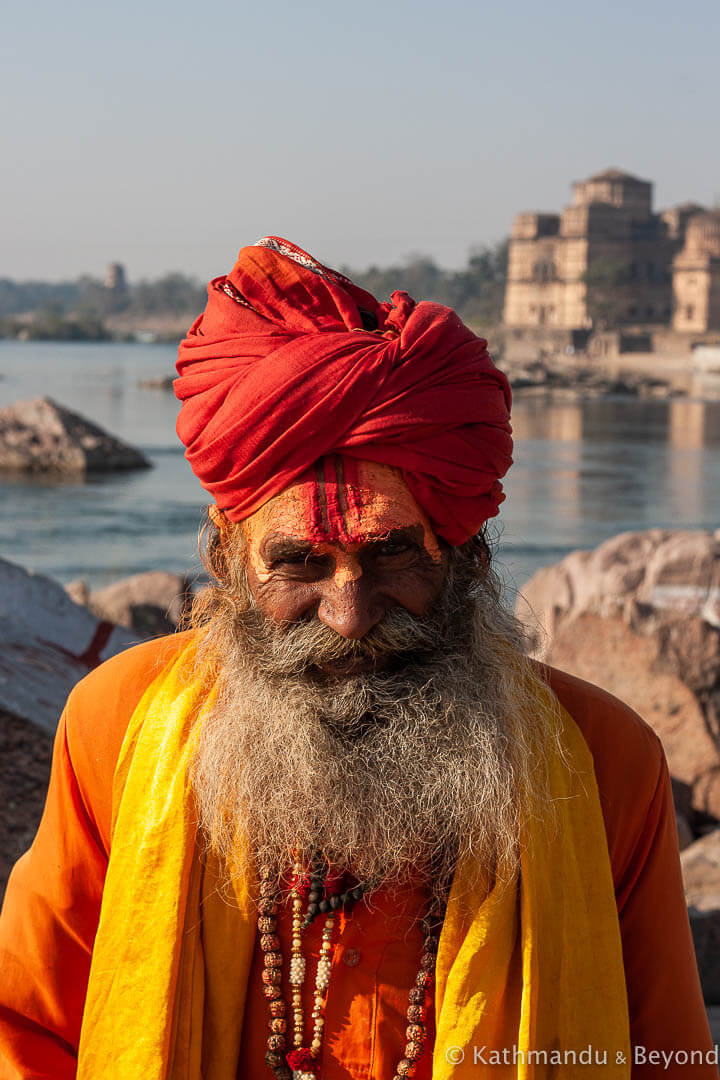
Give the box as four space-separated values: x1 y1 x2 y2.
2 0 718 282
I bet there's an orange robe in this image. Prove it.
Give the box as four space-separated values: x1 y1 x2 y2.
0 632 714 1078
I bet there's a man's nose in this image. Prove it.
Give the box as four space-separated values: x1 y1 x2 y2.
316 577 383 639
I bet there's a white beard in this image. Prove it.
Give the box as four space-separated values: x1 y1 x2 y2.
189 544 563 907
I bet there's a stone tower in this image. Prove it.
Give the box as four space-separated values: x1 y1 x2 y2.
672 211 720 332
104 263 128 295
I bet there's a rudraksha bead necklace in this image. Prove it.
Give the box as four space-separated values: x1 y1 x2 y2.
259 856 444 1080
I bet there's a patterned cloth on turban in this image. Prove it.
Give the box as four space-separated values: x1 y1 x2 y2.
175 237 513 546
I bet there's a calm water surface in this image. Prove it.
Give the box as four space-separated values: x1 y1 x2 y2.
1 342 718 594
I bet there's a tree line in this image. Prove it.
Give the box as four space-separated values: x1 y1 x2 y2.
0 241 509 341
343 241 508 327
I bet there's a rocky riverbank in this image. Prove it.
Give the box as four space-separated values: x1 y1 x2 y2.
505 357 685 399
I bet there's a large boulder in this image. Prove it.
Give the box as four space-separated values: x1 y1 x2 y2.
518 531 720 1004
68 570 195 638
0 397 150 473
0 557 138 733
0 557 142 898
673 777 696 851
0 707 52 898
682 829 720 1005
682 828 720 911
691 909 720 1006
518 529 720 824
138 375 175 390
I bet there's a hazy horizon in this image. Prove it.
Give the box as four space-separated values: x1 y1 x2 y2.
3 0 718 284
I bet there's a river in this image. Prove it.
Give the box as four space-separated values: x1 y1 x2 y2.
0 341 718 596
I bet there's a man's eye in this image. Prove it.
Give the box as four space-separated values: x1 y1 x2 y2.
272 554 326 568
376 542 412 557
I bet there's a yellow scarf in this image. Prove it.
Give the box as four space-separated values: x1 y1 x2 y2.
77 642 630 1079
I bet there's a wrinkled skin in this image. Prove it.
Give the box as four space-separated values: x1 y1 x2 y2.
240 462 446 667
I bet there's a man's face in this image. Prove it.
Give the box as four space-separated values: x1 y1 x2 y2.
193 477 555 899
241 461 446 669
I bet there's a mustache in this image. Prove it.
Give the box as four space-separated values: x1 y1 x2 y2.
240 604 450 678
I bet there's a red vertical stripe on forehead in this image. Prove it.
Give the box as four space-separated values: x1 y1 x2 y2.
321 456 360 544
244 458 442 554
290 457 378 544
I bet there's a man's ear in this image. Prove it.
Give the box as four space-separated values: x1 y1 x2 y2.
209 506 249 562
208 504 227 531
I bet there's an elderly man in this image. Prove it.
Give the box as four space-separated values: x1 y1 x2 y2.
0 238 714 1079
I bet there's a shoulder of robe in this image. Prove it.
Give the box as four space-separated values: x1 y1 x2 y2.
538 663 668 887
66 629 196 727
62 631 196 845
541 662 664 772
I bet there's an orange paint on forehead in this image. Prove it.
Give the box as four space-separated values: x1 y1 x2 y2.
242 457 442 580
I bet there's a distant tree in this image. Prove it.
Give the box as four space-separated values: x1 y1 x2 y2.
0 279 80 317
127 274 207 317
341 239 509 327
75 276 116 319
344 256 444 307
450 240 509 325
22 307 109 341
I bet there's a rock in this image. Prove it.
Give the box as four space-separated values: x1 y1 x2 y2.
638 531 716 617
676 809 720 1006
518 529 720 826
0 397 151 473
677 813 695 852
708 1005 720 1042
0 707 53 901
0 558 143 895
672 777 694 823
506 361 674 400
64 579 90 606
138 376 176 390
86 571 194 637
673 780 704 850
0 556 138 733
682 829 720 911
694 770 720 822
689 909 720 1005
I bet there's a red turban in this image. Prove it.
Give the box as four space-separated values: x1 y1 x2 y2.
175 237 512 546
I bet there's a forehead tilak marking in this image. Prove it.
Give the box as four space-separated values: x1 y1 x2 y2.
243 459 442 582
